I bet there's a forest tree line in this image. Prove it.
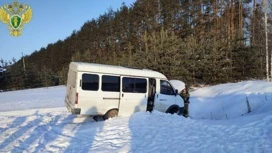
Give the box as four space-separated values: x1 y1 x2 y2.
1 0 272 90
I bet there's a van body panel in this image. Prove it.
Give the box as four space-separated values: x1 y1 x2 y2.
118 91 147 116
100 91 120 114
99 74 121 114
154 79 181 112
69 62 166 79
175 95 184 107
65 62 184 117
77 72 101 115
65 69 77 113
78 89 101 115
118 76 147 116
155 94 176 112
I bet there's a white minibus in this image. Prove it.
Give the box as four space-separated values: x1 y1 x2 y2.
65 62 184 120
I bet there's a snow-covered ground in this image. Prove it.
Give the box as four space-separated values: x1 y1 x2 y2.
0 80 271 153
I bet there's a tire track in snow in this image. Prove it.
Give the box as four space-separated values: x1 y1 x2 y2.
0 116 27 139
0 112 43 152
11 114 63 153
259 116 272 153
34 114 76 153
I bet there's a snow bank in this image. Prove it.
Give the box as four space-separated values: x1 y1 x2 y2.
0 86 65 112
0 80 272 152
190 80 272 120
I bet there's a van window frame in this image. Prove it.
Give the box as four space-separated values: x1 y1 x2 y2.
160 80 175 95
81 73 99 91
102 75 120 92
122 77 147 93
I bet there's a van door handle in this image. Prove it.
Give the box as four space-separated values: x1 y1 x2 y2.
160 99 166 101
122 93 124 97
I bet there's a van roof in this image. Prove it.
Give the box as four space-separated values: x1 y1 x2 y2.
70 62 167 79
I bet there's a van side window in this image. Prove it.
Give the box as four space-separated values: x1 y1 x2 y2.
160 80 175 95
122 77 147 93
82 74 99 91
102 75 120 92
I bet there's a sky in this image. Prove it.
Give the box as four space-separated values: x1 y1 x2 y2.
0 0 136 62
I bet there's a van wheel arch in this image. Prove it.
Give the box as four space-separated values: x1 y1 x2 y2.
166 105 180 114
103 109 118 120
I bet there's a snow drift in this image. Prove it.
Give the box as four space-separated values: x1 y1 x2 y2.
0 80 271 153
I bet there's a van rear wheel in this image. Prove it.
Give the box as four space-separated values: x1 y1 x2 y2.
103 109 118 120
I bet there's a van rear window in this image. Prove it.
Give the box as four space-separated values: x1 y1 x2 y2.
82 74 99 91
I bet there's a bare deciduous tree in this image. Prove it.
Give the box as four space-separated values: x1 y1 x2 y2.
263 0 269 81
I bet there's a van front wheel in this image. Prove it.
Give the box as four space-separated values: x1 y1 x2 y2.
166 105 179 114
103 109 118 120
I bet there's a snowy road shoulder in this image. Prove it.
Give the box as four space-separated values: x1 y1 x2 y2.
0 110 271 153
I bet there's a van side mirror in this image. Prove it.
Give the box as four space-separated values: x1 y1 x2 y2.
175 89 178 96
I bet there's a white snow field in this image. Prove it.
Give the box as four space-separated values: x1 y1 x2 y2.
0 80 272 153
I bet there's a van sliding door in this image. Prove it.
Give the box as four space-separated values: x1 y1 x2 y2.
101 75 120 113
119 77 147 116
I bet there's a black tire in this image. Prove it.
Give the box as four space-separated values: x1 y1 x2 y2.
166 105 179 114
103 109 118 120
